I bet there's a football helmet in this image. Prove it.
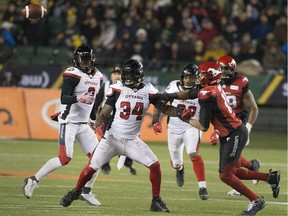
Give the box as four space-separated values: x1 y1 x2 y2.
217 56 236 80
179 64 200 89
73 46 96 74
121 59 144 88
198 62 222 85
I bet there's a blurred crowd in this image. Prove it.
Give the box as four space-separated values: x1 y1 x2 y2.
0 0 287 73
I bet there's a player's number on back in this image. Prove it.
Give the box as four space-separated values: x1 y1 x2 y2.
220 90 233 113
120 101 144 120
226 95 237 109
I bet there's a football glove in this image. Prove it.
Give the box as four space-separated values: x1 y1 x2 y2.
153 121 162 135
176 108 192 123
160 93 178 105
210 129 220 145
245 123 252 146
95 123 105 138
77 92 95 104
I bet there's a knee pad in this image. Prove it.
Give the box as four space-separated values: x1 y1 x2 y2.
58 155 71 165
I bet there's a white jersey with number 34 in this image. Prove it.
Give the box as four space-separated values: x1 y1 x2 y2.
107 82 158 139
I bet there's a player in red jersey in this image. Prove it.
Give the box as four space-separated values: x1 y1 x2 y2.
164 61 280 215
210 55 260 196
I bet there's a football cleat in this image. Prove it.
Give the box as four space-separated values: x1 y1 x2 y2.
241 196 266 215
23 177 38 199
101 163 111 175
227 189 241 196
150 197 170 212
176 166 184 187
80 192 101 206
60 188 82 207
249 159 260 185
128 166 137 175
267 169 280 198
199 187 209 200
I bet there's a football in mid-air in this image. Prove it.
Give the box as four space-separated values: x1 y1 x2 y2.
21 4 47 20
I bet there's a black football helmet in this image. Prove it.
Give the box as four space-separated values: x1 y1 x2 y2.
72 46 96 74
179 64 200 89
121 59 144 89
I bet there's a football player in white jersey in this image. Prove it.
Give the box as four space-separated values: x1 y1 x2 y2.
152 64 209 200
92 66 137 175
60 59 191 212
23 46 103 206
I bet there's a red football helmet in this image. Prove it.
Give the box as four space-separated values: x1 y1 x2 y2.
198 62 222 85
217 56 236 80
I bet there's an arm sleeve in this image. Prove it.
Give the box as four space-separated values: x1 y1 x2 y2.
94 83 105 112
199 98 214 129
188 88 199 99
105 90 120 107
61 76 79 104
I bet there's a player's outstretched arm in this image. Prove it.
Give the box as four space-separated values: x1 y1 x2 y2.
95 104 113 127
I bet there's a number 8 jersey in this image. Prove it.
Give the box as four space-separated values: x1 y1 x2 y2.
105 81 158 139
166 80 200 134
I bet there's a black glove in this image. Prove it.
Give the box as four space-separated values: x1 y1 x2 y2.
160 93 178 105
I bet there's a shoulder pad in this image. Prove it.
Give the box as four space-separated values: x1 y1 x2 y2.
145 82 158 94
166 80 180 93
63 67 82 78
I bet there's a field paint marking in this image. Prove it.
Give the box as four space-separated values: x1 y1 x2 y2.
1 193 287 206
0 169 128 182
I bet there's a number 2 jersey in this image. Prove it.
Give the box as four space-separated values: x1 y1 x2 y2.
221 73 249 122
59 66 103 123
165 80 200 134
198 84 242 137
105 81 159 139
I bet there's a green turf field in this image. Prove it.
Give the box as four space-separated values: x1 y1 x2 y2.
0 133 287 216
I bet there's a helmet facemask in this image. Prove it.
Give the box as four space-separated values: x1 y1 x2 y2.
73 46 96 74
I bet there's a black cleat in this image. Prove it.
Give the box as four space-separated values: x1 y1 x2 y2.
128 166 137 175
60 188 82 207
101 163 111 175
267 169 280 198
150 197 170 212
199 187 209 200
176 166 184 187
250 159 260 185
241 196 266 215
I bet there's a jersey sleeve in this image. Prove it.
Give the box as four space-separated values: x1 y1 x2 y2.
241 76 249 95
105 82 121 107
61 74 79 104
198 87 216 129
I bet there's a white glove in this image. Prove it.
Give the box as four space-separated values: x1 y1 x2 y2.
245 123 252 146
77 93 95 104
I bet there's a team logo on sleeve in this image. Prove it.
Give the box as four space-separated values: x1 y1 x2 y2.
200 90 210 96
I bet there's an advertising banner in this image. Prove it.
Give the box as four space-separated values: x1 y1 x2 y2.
24 89 61 140
0 88 29 139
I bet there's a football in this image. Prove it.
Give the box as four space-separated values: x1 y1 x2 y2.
21 4 47 20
